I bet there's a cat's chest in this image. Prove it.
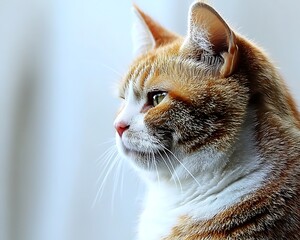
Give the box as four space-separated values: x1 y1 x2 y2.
137 189 222 240
136 162 267 240
137 187 184 240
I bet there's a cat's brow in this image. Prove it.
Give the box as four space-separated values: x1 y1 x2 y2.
131 63 155 100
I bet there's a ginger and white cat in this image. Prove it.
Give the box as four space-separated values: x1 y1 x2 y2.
114 2 300 239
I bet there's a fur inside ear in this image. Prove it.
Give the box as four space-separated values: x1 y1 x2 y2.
182 2 239 77
131 5 179 58
131 7 156 57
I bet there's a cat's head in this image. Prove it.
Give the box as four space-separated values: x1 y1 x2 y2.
114 3 250 177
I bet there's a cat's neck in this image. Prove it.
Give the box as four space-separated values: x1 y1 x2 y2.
138 110 269 240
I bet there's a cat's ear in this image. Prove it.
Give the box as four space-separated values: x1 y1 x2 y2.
131 5 178 57
182 2 238 77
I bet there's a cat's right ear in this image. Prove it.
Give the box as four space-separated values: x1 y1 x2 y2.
131 5 178 57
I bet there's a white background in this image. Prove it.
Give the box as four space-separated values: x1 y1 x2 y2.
1 1 299 240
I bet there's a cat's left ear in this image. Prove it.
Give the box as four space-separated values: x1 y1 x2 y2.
182 3 239 77
131 5 178 57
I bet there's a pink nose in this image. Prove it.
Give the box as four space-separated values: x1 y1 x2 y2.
115 122 129 137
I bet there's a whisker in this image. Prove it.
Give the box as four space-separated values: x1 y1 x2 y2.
92 154 120 208
99 63 123 78
151 149 161 188
111 157 122 214
96 148 118 183
120 159 125 198
96 138 116 147
96 145 117 167
158 145 183 193
96 151 118 187
147 151 151 170
160 145 201 187
157 150 179 189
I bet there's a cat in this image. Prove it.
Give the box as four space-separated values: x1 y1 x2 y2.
114 2 300 239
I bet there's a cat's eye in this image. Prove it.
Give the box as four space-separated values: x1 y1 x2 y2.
148 91 167 107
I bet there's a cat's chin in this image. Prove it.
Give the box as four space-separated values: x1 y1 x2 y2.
123 144 148 158
121 143 156 162
117 139 148 159
117 139 173 170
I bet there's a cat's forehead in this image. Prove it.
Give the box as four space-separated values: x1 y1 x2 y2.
120 54 213 100
119 56 157 99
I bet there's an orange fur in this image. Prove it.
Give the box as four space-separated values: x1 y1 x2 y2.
117 2 300 239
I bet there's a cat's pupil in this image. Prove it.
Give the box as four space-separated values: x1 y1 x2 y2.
153 92 167 107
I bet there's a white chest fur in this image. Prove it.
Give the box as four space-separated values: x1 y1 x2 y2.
138 185 182 240
137 118 269 240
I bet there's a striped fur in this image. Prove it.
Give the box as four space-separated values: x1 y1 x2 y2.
114 2 300 239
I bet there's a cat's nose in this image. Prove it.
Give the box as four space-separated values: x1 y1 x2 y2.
115 122 129 137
